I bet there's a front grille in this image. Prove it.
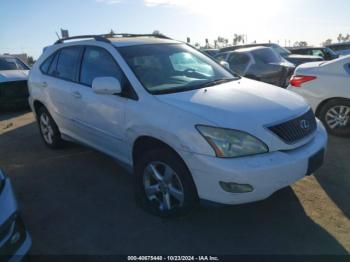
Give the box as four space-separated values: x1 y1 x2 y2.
0 80 28 98
267 109 317 144
0 80 29 110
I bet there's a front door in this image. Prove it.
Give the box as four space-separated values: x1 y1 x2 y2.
69 46 129 161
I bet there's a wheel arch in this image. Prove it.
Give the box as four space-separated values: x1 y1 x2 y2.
33 100 47 118
315 97 350 117
132 136 185 167
132 135 200 202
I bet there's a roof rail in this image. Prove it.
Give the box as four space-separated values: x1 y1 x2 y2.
101 33 171 39
54 35 111 45
54 33 172 45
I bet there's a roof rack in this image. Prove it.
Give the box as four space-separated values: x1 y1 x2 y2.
54 33 171 45
54 35 110 45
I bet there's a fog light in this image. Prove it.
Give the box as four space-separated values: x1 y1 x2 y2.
219 181 254 193
10 231 21 244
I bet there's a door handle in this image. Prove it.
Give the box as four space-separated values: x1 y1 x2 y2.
72 91 82 99
41 82 48 88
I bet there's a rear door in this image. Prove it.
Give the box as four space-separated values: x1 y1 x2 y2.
40 46 83 133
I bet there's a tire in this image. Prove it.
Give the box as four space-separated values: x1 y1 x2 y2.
37 106 63 148
135 148 198 218
318 98 350 137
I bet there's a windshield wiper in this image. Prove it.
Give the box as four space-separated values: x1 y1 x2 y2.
201 78 237 88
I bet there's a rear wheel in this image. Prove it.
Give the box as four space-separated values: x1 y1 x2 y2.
318 98 350 137
135 148 198 218
37 107 63 148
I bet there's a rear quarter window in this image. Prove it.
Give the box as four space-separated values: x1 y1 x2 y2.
40 54 55 74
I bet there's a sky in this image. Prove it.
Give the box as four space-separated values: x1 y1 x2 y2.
1 0 349 59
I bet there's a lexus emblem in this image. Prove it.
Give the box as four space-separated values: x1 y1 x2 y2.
300 119 310 130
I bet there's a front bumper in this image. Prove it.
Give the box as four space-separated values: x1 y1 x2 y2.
0 171 31 261
0 80 29 110
186 121 327 205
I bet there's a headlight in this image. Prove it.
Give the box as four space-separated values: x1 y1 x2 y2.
196 125 269 158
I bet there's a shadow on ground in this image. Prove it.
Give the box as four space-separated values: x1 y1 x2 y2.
314 136 350 219
0 119 348 255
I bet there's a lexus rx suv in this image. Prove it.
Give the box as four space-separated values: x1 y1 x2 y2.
28 34 327 217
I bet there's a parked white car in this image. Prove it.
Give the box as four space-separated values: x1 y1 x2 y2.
0 55 30 110
0 170 31 261
288 55 350 136
28 34 327 217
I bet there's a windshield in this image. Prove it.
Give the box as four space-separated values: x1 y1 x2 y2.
118 44 237 94
0 57 29 70
270 44 291 56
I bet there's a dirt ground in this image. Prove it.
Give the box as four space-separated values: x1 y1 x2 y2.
0 110 349 255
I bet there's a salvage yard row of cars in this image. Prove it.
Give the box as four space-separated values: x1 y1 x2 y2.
1 33 350 259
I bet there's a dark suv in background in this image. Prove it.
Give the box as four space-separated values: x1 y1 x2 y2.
215 46 295 88
288 47 339 60
220 43 324 66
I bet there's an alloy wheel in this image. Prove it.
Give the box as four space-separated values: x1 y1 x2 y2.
40 112 54 144
143 161 185 211
325 105 350 129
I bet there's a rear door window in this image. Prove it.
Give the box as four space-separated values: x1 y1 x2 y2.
53 47 83 81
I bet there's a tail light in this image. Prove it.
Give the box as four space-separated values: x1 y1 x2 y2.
289 75 316 87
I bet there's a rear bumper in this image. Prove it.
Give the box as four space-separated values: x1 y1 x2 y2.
185 121 327 205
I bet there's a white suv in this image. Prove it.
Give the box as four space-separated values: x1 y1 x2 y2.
28 34 327 217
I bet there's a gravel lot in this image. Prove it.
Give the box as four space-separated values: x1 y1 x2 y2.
0 110 349 255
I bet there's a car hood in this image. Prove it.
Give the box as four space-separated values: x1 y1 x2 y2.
156 78 309 132
0 70 29 83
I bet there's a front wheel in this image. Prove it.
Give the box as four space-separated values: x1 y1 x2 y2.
318 98 350 137
135 148 198 218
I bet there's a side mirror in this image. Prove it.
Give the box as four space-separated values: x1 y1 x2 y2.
92 77 122 95
220 61 230 70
